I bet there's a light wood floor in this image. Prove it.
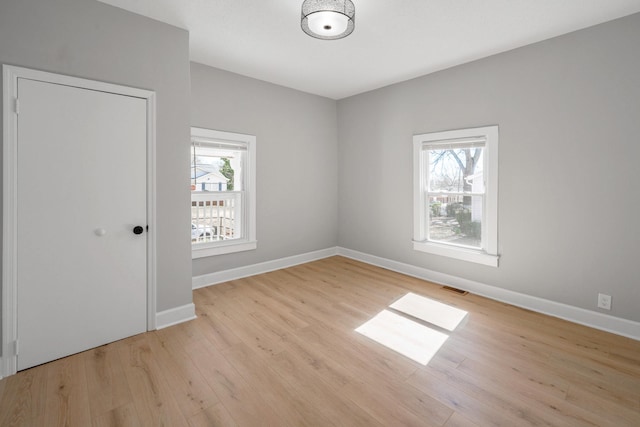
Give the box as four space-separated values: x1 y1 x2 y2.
1 256 639 426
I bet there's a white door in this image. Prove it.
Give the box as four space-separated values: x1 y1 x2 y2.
16 77 148 370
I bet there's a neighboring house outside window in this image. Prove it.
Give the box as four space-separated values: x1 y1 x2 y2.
413 125 499 266
191 127 256 258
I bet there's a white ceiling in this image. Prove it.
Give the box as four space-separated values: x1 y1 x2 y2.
98 0 640 99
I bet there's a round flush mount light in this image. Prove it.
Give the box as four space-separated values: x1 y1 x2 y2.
301 0 355 40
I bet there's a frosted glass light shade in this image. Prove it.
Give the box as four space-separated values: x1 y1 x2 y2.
308 11 349 37
301 0 355 40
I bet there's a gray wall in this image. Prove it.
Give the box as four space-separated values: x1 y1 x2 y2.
338 13 640 323
190 63 338 277
0 0 193 331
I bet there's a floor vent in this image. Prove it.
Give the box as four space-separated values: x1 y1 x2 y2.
442 286 468 296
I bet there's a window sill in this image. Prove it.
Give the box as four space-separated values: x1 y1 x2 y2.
413 240 499 267
192 240 257 259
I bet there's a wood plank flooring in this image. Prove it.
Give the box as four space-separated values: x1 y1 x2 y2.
1 256 639 426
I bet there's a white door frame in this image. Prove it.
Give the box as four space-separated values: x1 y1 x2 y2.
1 65 157 378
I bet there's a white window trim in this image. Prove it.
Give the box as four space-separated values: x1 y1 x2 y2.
413 125 499 267
191 127 256 258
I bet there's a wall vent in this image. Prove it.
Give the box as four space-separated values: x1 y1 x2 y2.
442 286 468 296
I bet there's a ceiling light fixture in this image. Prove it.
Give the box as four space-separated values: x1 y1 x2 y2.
301 0 355 40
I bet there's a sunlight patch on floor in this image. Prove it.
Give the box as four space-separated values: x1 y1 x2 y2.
355 309 449 365
355 293 468 365
390 292 468 331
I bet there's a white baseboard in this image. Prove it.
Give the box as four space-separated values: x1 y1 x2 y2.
189 245 639 341
192 247 338 289
337 247 640 341
155 303 196 330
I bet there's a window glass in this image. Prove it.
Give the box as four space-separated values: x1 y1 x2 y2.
426 147 484 249
427 148 484 193
191 145 243 192
191 143 245 243
190 127 256 257
427 194 482 248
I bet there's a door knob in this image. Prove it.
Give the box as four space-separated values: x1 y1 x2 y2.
133 226 144 235
94 228 107 236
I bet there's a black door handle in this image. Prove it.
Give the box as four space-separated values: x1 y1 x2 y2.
133 225 144 235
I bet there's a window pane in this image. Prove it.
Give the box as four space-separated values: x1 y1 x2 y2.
192 193 242 243
191 144 244 192
428 148 484 193
191 143 245 244
428 195 482 248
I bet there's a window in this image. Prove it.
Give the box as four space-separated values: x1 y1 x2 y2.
413 125 499 266
191 127 256 258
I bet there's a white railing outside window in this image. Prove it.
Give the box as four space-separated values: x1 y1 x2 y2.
191 192 243 243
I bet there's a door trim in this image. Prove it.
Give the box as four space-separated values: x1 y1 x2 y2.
2 65 157 378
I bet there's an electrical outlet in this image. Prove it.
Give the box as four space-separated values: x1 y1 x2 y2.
597 293 612 310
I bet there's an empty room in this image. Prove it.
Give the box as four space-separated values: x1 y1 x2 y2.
1 0 639 426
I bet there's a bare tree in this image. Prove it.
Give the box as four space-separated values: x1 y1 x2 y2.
431 148 482 206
